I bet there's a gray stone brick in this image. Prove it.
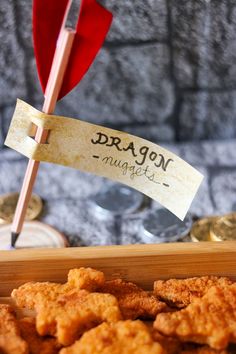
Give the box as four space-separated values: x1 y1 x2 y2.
120 214 146 245
36 163 109 201
123 124 174 143
0 148 24 162
2 105 15 140
210 169 236 214
188 166 214 217
15 0 168 46
161 143 180 156
27 58 43 104
179 91 236 140
56 44 175 126
0 159 27 195
171 0 236 89
14 0 33 52
0 0 27 104
43 199 117 246
178 140 236 167
0 116 4 149
101 0 168 42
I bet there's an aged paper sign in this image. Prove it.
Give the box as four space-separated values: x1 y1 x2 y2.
5 99 203 220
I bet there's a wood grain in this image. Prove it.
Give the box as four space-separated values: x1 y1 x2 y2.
0 242 236 296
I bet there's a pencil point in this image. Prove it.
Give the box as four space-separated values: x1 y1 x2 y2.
11 232 19 248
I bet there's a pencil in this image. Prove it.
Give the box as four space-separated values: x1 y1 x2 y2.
11 27 75 247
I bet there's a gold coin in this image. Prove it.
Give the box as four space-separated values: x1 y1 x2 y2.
210 213 236 241
0 192 43 224
190 216 219 242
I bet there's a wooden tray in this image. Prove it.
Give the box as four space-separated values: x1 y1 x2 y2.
1 242 236 297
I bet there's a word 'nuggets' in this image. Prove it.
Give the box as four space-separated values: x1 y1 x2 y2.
154 284 236 350
60 320 165 354
154 276 233 308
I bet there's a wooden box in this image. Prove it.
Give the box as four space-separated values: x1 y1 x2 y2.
0 242 236 297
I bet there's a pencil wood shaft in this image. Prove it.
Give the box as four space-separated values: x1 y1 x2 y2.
11 29 75 237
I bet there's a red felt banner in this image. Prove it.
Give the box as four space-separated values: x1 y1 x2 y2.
33 0 112 100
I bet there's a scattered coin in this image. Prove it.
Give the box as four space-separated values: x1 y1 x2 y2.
90 184 145 219
0 221 68 249
190 216 219 242
210 213 236 241
140 209 192 243
0 193 43 224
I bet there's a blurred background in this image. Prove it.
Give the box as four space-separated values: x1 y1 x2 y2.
2 0 236 143
0 0 236 245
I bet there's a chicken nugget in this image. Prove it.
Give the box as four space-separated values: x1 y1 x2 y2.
35 289 122 346
67 267 105 291
151 330 183 354
154 284 236 350
11 282 63 309
183 349 227 353
60 320 165 354
12 268 106 310
0 304 28 354
154 276 233 308
99 279 167 320
19 317 61 354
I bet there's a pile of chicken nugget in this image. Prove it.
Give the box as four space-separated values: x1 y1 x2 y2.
1 267 236 353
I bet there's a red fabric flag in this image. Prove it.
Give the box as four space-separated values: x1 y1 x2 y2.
33 0 112 100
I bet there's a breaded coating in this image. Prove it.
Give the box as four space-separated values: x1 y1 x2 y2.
19 317 61 354
154 284 236 350
11 282 63 309
154 276 233 308
151 330 182 354
0 304 28 354
150 330 228 354
35 289 122 346
181 346 228 353
67 267 105 291
12 267 106 310
99 279 167 320
59 320 165 354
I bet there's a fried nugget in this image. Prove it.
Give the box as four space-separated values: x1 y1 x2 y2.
181 346 228 353
154 284 236 350
35 289 122 346
11 282 64 309
12 268 106 310
67 267 105 291
150 330 227 354
99 279 167 320
151 330 183 354
19 317 61 354
154 276 233 308
60 320 165 354
0 304 28 354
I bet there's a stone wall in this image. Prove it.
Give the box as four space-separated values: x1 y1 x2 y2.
1 0 236 149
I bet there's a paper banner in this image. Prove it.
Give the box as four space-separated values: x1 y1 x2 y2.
5 99 203 220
